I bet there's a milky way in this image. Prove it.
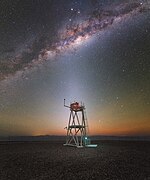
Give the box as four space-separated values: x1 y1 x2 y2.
0 1 149 81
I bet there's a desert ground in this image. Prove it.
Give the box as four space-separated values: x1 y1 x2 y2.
0 140 150 180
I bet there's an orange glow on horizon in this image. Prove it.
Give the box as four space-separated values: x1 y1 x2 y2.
31 117 150 137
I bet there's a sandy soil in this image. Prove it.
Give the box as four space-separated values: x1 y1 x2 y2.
0 141 150 180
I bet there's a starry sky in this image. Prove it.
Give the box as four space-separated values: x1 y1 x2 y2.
0 0 150 137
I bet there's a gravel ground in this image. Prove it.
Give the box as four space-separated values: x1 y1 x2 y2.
0 141 150 180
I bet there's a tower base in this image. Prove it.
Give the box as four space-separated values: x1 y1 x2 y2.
63 144 97 148
63 143 84 148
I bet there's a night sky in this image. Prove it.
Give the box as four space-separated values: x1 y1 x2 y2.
0 0 150 136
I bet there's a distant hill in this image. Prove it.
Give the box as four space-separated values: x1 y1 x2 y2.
91 135 150 141
0 135 66 142
0 135 150 142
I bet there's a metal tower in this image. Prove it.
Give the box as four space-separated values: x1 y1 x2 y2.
63 99 97 148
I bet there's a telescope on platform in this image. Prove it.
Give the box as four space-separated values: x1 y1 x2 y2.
63 99 97 148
